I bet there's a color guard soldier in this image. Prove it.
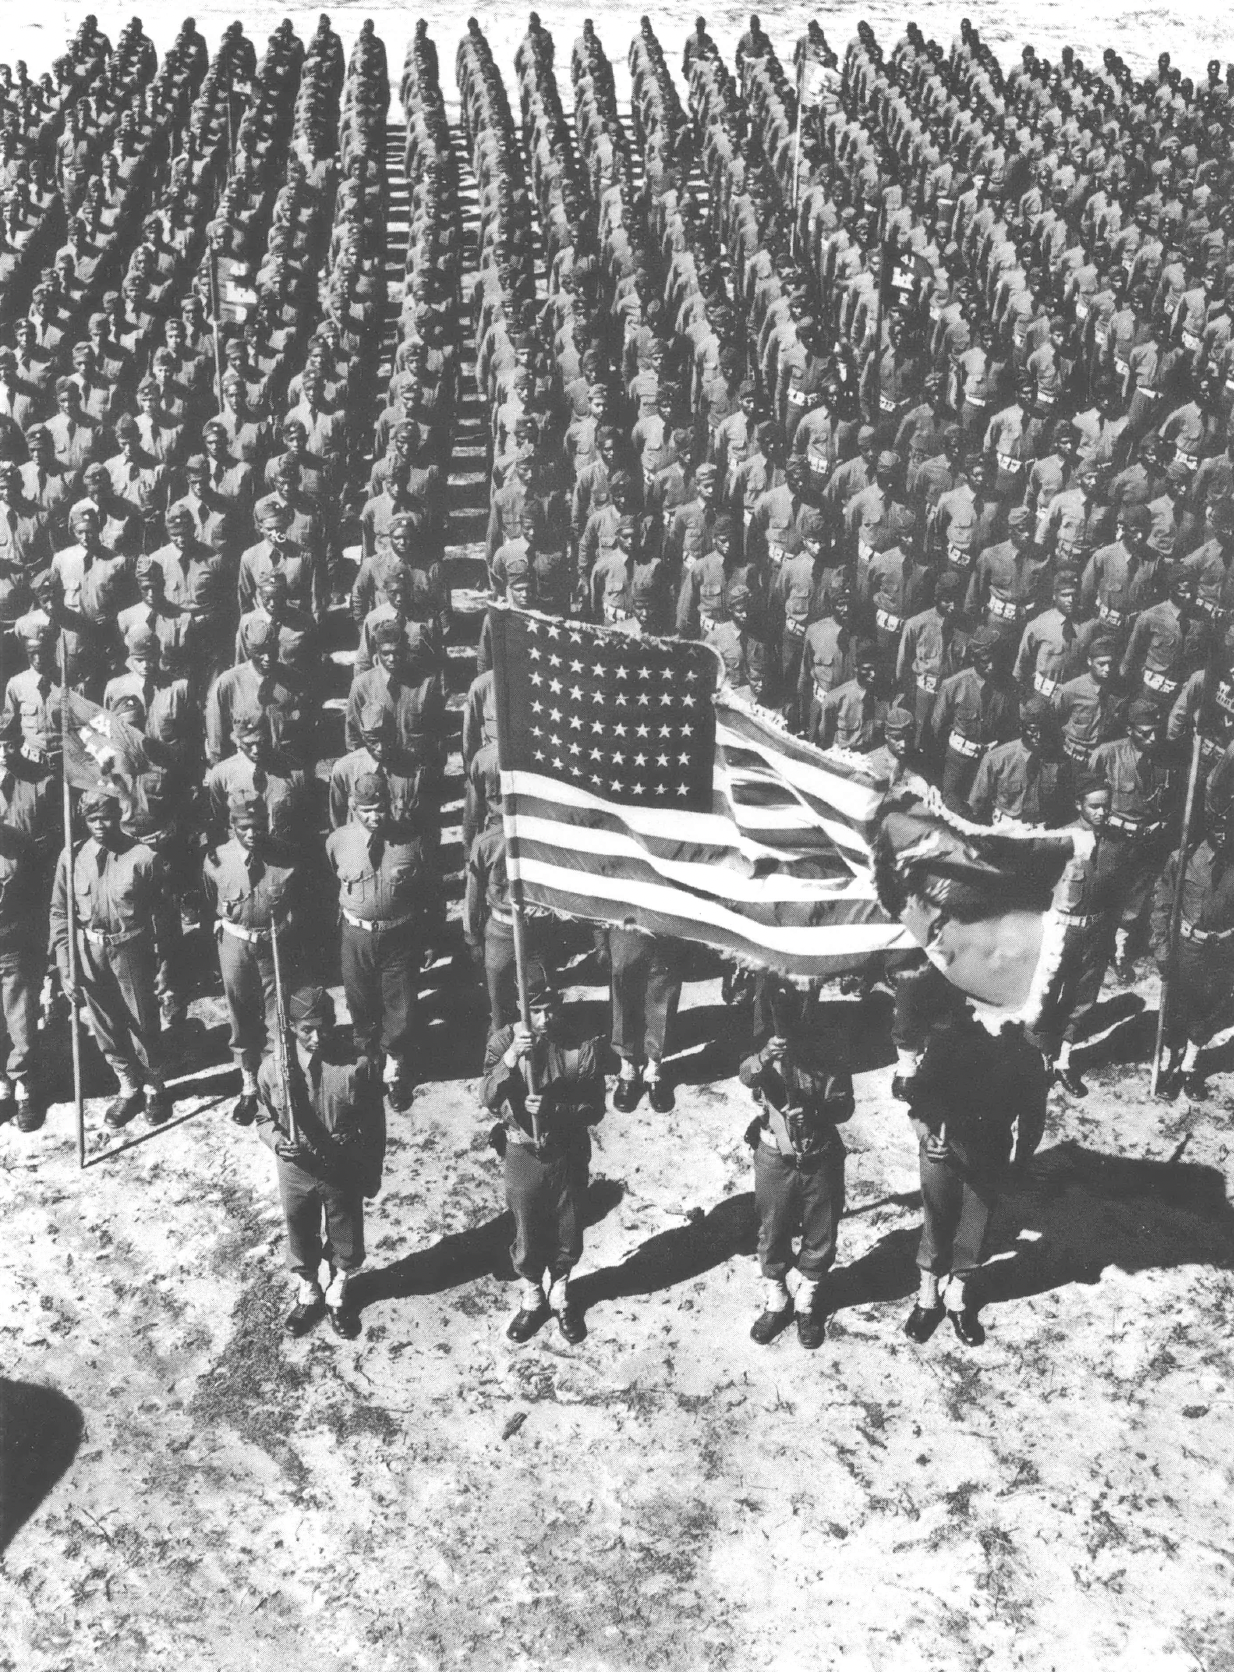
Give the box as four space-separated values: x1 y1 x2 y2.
256 985 384 1341
740 1026 853 1349
901 987 1021 1349
481 961 606 1344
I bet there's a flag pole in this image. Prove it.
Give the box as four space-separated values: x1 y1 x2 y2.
1150 725 1204 1097
490 605 541 1126
791 59 804 258
60 638 85 1168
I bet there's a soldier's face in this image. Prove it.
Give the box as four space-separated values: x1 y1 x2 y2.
353 800 384 833
252 648 275 678
1090 653 1113 684
1081 788 1111 829
232 816 261 851
528 998 556 1038
362 731 387 762
377 645 405 676
293 1022 324 1057
85 807 121 845
1131 718 1159 752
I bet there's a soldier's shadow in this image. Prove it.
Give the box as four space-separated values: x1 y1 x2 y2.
352 1177 627 1312
825 1140 1234 1317
571 1193 759 1315
0 1380 84 1555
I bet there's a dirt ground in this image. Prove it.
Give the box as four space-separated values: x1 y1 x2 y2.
2 952 1233 1672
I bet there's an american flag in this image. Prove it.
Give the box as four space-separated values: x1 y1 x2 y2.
490 608 913 978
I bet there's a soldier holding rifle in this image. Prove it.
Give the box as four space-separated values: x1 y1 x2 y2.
255 985 384 1341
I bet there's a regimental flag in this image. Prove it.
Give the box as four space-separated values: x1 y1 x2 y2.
55 691 152 799
490 608 913 979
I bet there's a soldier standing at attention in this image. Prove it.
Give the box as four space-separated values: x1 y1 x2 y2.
482 962 606 1345
202 793 307 1127
49 787 179 1129
0 821 44 1131
256 986 384 1341
1151 800 1234 1100
325 772 441 1110
740 1025 854 1350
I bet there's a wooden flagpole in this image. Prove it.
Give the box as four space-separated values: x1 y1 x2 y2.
60 639 85 1167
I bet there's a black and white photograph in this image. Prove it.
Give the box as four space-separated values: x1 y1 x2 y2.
1 3 1233 1666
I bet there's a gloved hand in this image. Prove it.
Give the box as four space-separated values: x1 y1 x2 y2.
487 1122 507 1157
276 1137 314 1166
743 1115 764 1151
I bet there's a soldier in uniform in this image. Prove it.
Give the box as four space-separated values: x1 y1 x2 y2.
202 792 307 1126
1034 775 1123 1097
256 985 384 1341
325 772 441 1110
481 961 606 1344
0 818 43 1130
1151 801 1234 1100
1091 696 1178 979
900 986 1022 1349
930 625 1020 811
49 787 179 1129
740 1026 853 1350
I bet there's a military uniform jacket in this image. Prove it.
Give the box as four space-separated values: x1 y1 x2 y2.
1151 842 1234 953
968 740 1075 828
1091 737 1175 832
326 823 442 932
50 835 177 966
739 1049 853 1160
907 1017 1017 1175
482 1027 606 1148
257 1050 384 1197
0 822 38 948
202 835 304 939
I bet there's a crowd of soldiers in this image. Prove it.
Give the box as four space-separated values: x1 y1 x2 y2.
3 11 1234 1351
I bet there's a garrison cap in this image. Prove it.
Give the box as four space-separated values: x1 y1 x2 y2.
80 787 122 815
288 985 333 1029
353 771 388 807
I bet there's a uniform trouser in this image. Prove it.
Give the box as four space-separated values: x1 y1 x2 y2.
0 938 39 1079
216 929 277 1072
909 682 938 750
1039 918 1117 1049
754 1140 846 1283
942 747 982 813
609 928 683 1065
484 918 519 1037
504 1132 589 1287
277 1158 365 1280
76 931 163 1084
340 919 417 1063
778 632 806 722
916 1144 1001 1278
1125 388 1162 444
1111 833 1170 953
1161 943 1234 1048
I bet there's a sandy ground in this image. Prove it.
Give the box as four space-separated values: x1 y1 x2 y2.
2 951 1233 1671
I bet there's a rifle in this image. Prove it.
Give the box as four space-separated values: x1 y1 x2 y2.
269 915 299 1144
